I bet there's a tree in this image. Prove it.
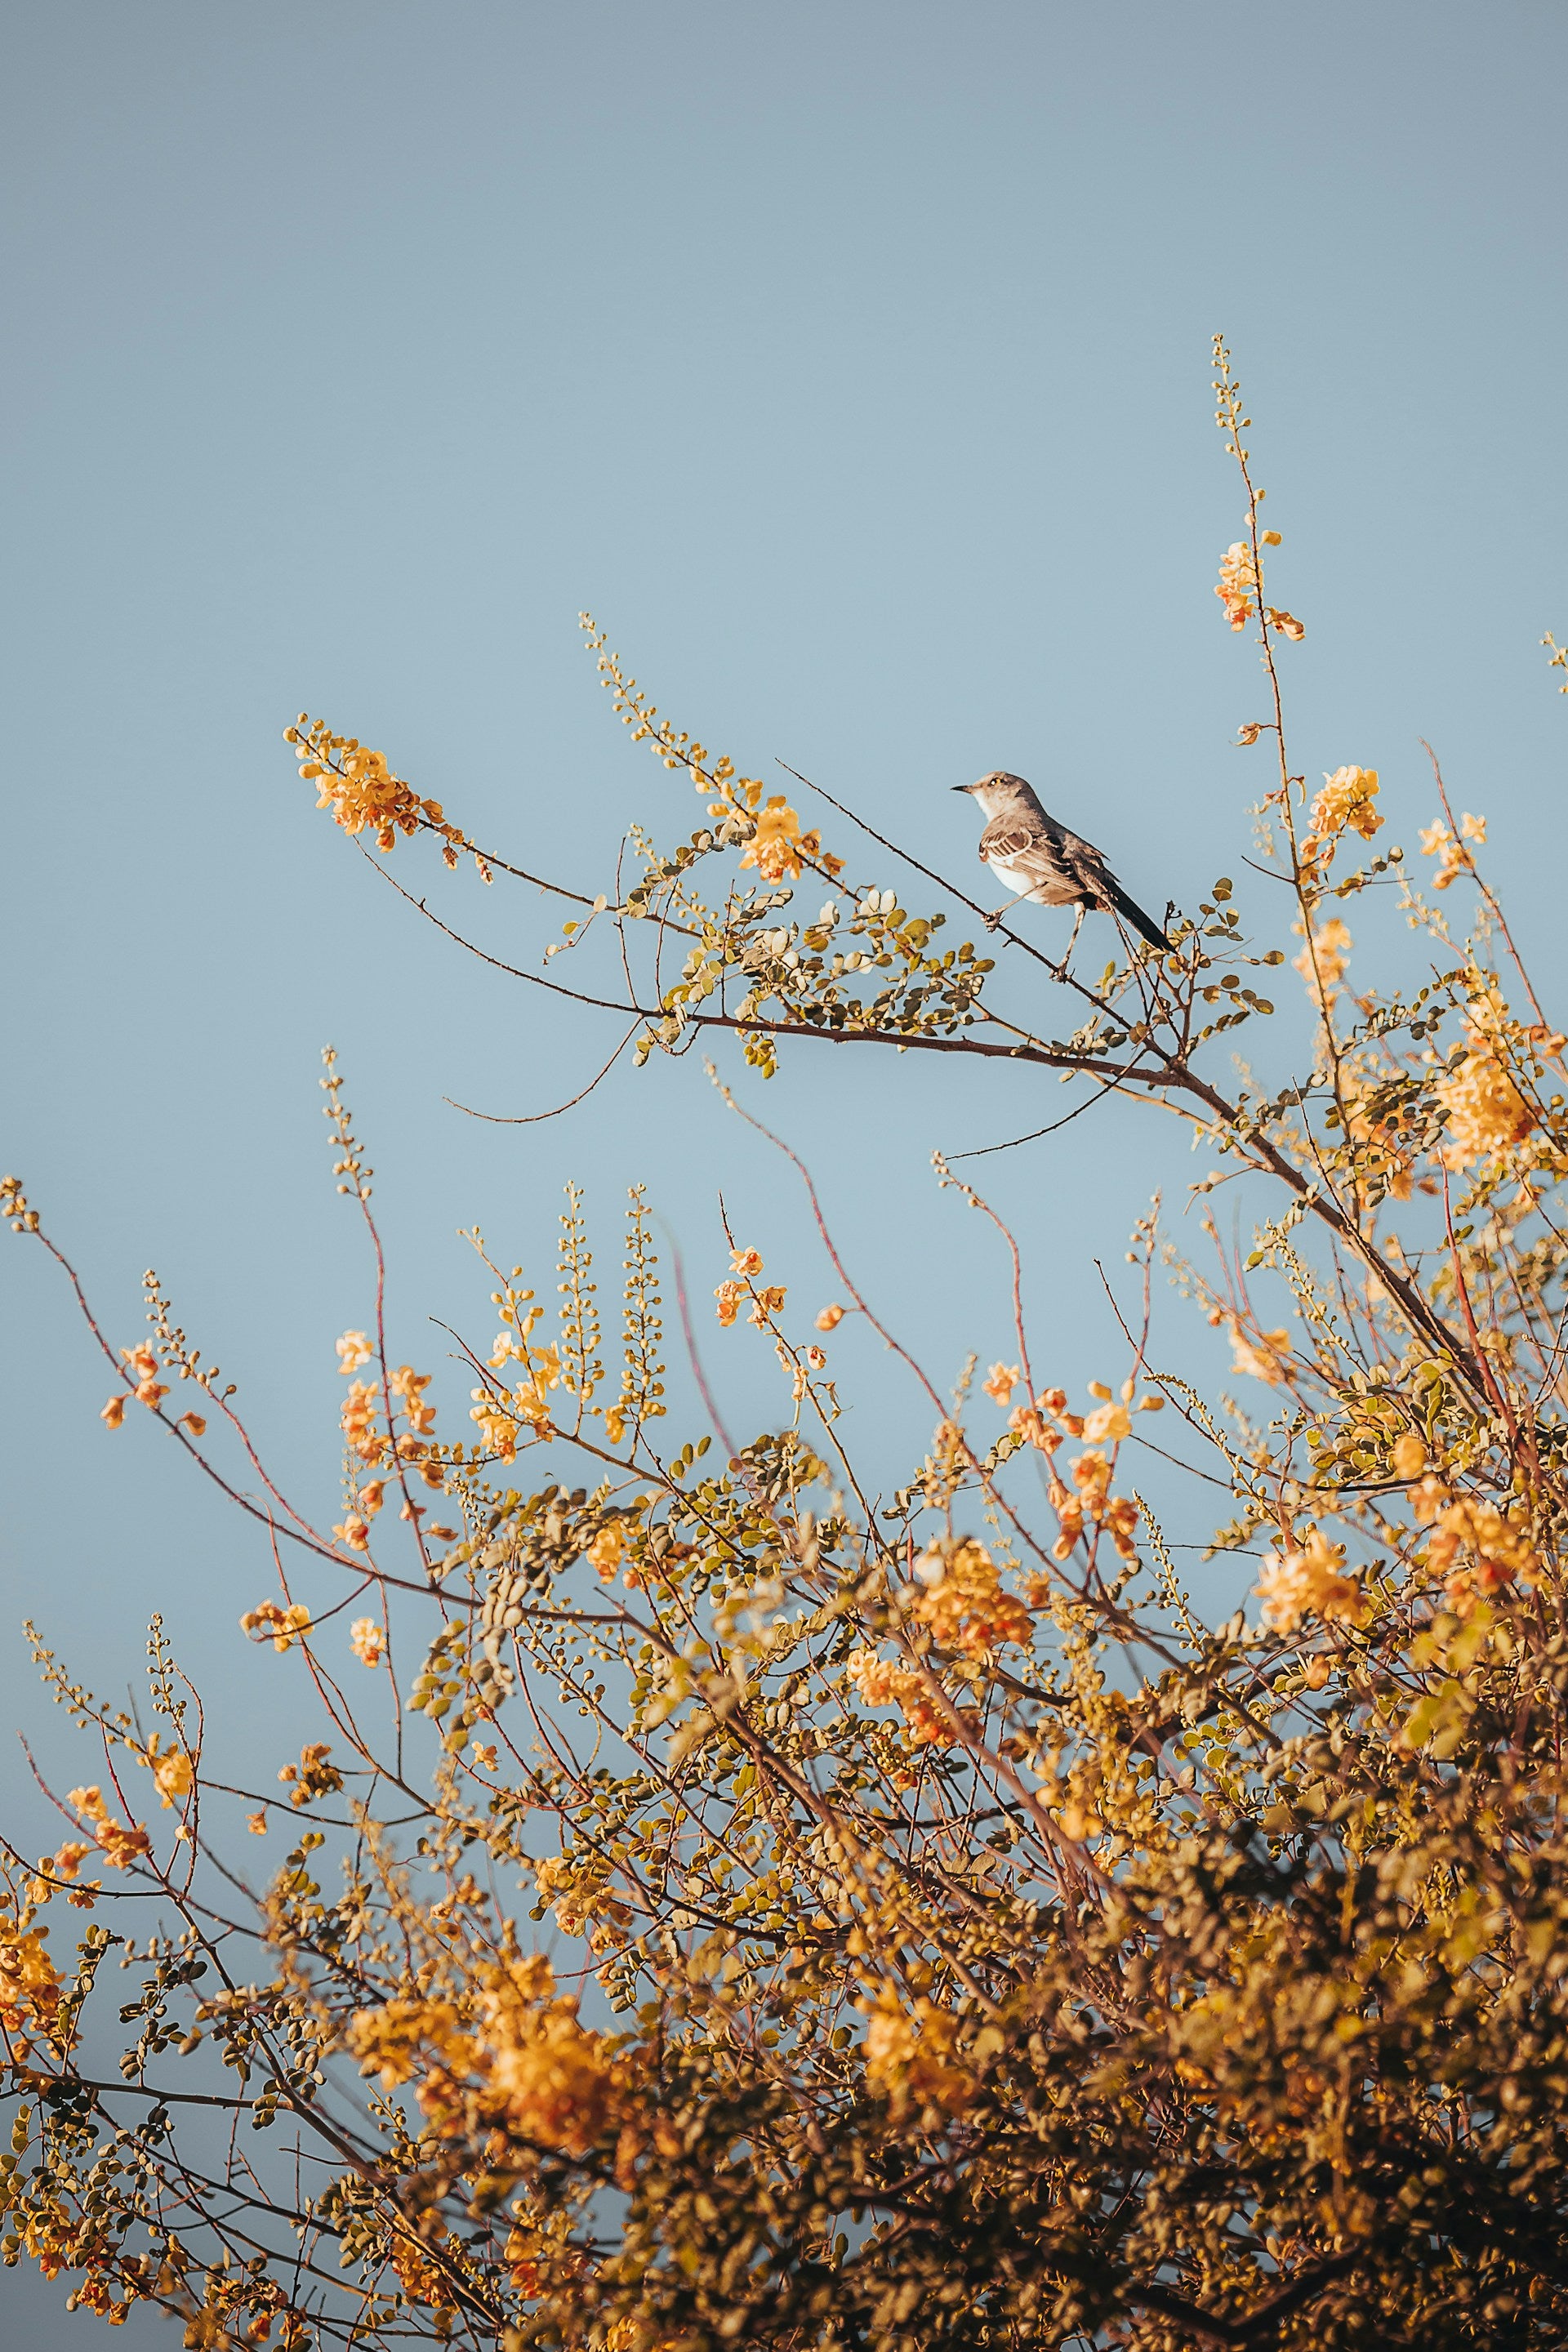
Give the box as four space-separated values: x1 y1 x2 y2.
6 341 1568 2350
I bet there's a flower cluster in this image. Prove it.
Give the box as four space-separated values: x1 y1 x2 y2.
389 2230 459 2323
1309 764 1382 843
138 1738 193 1810
715 1245 786 1329
1293 913 1353 1012
29 1840 98 1910
588 1522 626 1581
534 1855 634 1953
911 1539 1032 1657
65 1786 151 1871
1229 1323 1293 1385
470 1370 555 1460
844 1649 952 1746
738 796 835 884
0 1918 61 2043
240 1599 313 1652
1420 811 1485 889
341 1379 386 1466
862 1992 974 2119
1436 1039 1539 1166
1216 539 1258 630
1414 1484 1538 1615
350 1616 386 1668
278 1742 344 1808
1255 1528 1366 1633
103 1341 169 1428
1053 1446 1141 1562
1006 1383 1069 1450
347 1953 625 2160
290 715 487 875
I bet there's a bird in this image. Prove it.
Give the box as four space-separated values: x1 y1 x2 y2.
951 772 1172 960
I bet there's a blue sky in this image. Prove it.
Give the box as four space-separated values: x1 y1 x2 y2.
4 3 1567 2331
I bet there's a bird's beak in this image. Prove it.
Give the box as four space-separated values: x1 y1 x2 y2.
951 783 972 795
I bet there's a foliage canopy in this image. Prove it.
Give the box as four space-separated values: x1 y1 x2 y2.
8 345 1568 2350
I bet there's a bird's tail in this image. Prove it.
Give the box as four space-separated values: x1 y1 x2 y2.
1109 883 1172 954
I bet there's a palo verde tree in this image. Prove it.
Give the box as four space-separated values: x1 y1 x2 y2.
8 342 1568 2350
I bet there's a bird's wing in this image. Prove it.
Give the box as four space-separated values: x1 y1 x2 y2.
1059 831 1170 949
978 817 1052 864
1058 827 1111 875
1058 831 1124 898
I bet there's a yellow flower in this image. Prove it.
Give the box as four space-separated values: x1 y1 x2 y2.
278 1741 343 1806
239 1599 313 1652
100 1396 125 1430
480 1968 623 2154
179 1410 207 1437
982 1362 1021 1407
815 1302 847 1332
738 797 828 884
336 1330 373 1374
1215 539 1257 630
470 1391 521 1460
1424 1495 1536 1614
1309 766 1381 842
863 1993 973 2118
1230 1326 1291 1386
247 1812 268 1836
1392 1432 1427 1481
1256 1527 1365 1633
1293 915 1352 1004
346 1993 474 2091
1419 817 1481 889
748 1285 787 1324
1082 1399 1132 1444
334 1515 372 1551
589 1524 626 1582
714 1281 745 1328
1437 1045 1538 1165
846 1649 903 1707
0 1921 62 2039
94 1817 152 1870
911 1537 1032 1657
510 1375 555 1434
341 1379 386 1464
730 1246 764 1276
845 1650 956 1746
146 1747 193 1809
350 1617 386 1668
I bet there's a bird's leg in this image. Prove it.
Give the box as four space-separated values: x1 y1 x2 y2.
983 890 1036 932
1062 902 1085 967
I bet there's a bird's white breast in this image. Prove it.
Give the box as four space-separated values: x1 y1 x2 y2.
986 849 1077 906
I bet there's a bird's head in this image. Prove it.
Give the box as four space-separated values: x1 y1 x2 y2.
953 771 1033 819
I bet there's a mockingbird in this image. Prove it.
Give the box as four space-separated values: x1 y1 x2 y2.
952 772 1172 958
